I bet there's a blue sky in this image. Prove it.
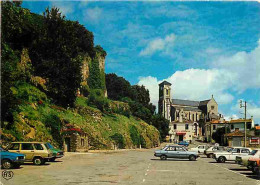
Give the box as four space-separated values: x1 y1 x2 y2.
22 1 260 124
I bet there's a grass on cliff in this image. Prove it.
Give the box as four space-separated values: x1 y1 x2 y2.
2 85 160 149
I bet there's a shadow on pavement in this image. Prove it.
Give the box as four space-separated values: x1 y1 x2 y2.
150 159 195 162
229 168 250 171
22 163 50 166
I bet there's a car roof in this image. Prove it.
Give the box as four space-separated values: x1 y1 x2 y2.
12 142 47 144
166 145 184 147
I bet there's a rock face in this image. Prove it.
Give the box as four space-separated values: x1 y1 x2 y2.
81 51 107 97
82 55 91 82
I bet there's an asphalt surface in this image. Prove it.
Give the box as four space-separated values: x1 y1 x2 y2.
1 146 259 185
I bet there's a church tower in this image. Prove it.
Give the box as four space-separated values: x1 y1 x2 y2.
158 81 172 121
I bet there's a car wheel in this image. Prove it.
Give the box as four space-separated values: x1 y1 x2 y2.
160 155 167 160
218 156 226 163
33 157 43 165
50 158 56 162
1 159 13 169
189 155 196 161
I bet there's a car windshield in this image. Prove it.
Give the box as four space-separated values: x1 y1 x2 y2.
45 143 54 149
249 150 258 155
0 147 5 152
226 148 233 152
162 146 168 150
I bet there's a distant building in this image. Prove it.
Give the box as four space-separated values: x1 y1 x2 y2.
158 81 220 142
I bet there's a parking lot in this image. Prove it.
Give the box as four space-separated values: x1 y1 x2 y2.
1 145 259 185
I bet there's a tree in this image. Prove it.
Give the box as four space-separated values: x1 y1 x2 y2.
105 73 133 100
29 7 95 107
212 127 230 145
151 114 170 141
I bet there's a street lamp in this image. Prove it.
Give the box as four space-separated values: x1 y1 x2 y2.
240 100 247 147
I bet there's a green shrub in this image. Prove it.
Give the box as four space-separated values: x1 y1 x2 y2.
87 89 109 112
129 125 141 146
110 133 125 149
81 84 90 97
12 83 47 103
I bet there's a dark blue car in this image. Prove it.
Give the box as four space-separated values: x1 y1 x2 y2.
178 141 189 147
1 147 25 169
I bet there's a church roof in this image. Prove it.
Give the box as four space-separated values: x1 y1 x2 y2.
172 99 200 107
159 81 171 86
199 99 210 106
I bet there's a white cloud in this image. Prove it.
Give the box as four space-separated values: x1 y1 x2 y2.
213 39 260 91
138 39 260 114
84 7 103 23
51 2 75 15
140 34 176 56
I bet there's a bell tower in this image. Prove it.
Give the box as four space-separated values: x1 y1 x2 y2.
158 81 172 121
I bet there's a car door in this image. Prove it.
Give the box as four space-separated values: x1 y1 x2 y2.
166 146 176 158
176 146 187 158
21 143 35 161
230 148 240 160
198 146 204 153
241 149 250 157
33 143 45 158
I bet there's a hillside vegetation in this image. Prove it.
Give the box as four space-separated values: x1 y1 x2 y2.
1 2 161 149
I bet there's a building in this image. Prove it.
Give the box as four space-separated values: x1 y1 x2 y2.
158 81 220 142
230 118 255 132
205 119 229 143
62 124 88 152
169 121 195 143
224 118 258 147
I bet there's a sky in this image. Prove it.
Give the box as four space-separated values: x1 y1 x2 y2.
22 1 260 124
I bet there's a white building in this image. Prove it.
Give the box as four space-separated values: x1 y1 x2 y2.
169 122 195 143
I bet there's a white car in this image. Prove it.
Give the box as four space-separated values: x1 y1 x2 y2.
235 150 260 167
214 147 252 163
204 146 226 158
190 145 210 154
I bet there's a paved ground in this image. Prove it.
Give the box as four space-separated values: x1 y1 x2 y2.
1 145 259 185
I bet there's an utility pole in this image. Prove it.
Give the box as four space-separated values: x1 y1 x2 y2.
240 100 247 147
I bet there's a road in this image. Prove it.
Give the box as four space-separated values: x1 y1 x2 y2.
1 147 259 185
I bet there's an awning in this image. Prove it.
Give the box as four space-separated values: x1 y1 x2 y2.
176 132 186 135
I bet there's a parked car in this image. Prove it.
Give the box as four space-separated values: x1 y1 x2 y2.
204 146 226 158
154 145 199 161
248 157 260 175
235 150 259 167
190 145 210 154
1 147 25 169
213 147 252 163
45 142 64 162
178 141 189 147
8 142 53 165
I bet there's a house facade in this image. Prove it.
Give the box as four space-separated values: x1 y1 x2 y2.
158 81 220 142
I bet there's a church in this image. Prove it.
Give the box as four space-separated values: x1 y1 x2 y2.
158 81 219 143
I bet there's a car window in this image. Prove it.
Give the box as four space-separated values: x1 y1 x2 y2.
166 146 176 151
198 146 204 149
34 144 44 150
232 148 240 153
241 149 250 153
9 143 20 150
21 143 34 150
176 147 185 151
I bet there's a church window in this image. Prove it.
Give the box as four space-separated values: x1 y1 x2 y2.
174 124 177 129
211 106 214 110
166 89 169 95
